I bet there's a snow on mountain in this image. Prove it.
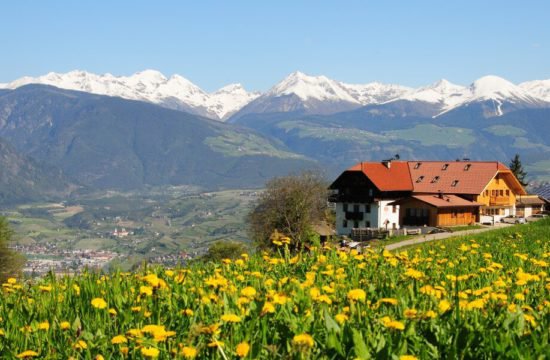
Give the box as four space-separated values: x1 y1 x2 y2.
384 75 548 117
519 79 550 102
266 71 360 104
0 70 257 120
206 84 260 119
1 70 549 120
398 79 468 109
340 82 411 105
469 75 541 104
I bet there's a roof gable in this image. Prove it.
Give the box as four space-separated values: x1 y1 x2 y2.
346 161 413 192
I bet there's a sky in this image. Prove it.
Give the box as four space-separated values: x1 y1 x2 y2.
0 0 549 92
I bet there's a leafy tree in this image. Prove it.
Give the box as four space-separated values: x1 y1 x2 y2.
202 240 248 262
509 154 528 187
0 217 25 281
247 171 329 250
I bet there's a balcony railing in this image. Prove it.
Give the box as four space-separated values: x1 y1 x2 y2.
489 196 511 206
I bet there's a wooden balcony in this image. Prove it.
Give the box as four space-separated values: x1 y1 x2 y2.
489 196 511 206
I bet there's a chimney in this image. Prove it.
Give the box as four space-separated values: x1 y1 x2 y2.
382 159 391 169
438 191 443 199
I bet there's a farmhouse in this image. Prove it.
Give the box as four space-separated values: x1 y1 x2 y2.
329 159 527 234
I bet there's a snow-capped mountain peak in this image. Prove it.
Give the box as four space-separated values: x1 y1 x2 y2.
519 79 550 102
399 78 467 108
0 70 259 120
465 75 547 110
267 71 359 104
1 70 550 120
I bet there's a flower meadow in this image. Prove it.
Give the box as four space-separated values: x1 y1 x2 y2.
1 219 550 359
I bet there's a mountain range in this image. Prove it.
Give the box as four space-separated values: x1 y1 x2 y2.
2 71 550 121
0 70 549 203
0 85 313 196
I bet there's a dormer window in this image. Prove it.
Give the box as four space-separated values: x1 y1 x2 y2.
416 176 425 183
464 164 471 171
451 180 459 187
414 162 422 169
431 176 440 183
442 164 449 170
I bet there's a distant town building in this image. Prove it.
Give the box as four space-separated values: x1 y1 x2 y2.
112 228 129 237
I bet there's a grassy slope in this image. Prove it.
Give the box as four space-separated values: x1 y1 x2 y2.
1 219 548 358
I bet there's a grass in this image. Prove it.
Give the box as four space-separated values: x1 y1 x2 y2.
1 219 548 358
384 124 476 147
448 225 484 232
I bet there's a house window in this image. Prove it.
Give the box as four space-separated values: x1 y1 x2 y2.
506 190 510 196
464 164 471 171
354 204 360 213
442 164 449 170
343 203 348 212
368 188 373 196
354 221 359 228
431 176 440 183
499 190 504 196
414 162 422 169
392 205 397 213
366 221 371 228
451 180 459 187
416 176 424 183
485 190 489 196
366 204 371 213
342 219 348 228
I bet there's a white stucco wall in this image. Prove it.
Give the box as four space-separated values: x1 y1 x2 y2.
335 201 400 235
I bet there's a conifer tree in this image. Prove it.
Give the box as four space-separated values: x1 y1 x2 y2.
509 154 528 187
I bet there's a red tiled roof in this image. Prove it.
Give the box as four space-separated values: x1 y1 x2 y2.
411 194 481 208
348 161 413 191
407 161 525 195
343 160 526 195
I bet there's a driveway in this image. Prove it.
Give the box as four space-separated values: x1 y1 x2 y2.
385 223 512 251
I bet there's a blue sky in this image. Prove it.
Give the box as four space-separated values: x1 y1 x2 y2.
0 0 548 91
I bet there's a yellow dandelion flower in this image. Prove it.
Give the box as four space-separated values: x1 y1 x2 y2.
16 350 39 359
208 340 225 348
292 333 315 349
91 298 107 309
400 355 418 360
141 347 160 358
38 321 49 331
140 286 153 296
261 301 276 315
241 286 256 298
74 340 87 350
379 298 398 305
438 300 452 313
111 335 128 344
60 321 70 330
347 289 366 302
221 313 242 323
181 346 197 358
39 285 52 292
236 342 250 358
335 313 349 324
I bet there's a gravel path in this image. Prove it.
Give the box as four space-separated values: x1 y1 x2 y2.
385 224 512 251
